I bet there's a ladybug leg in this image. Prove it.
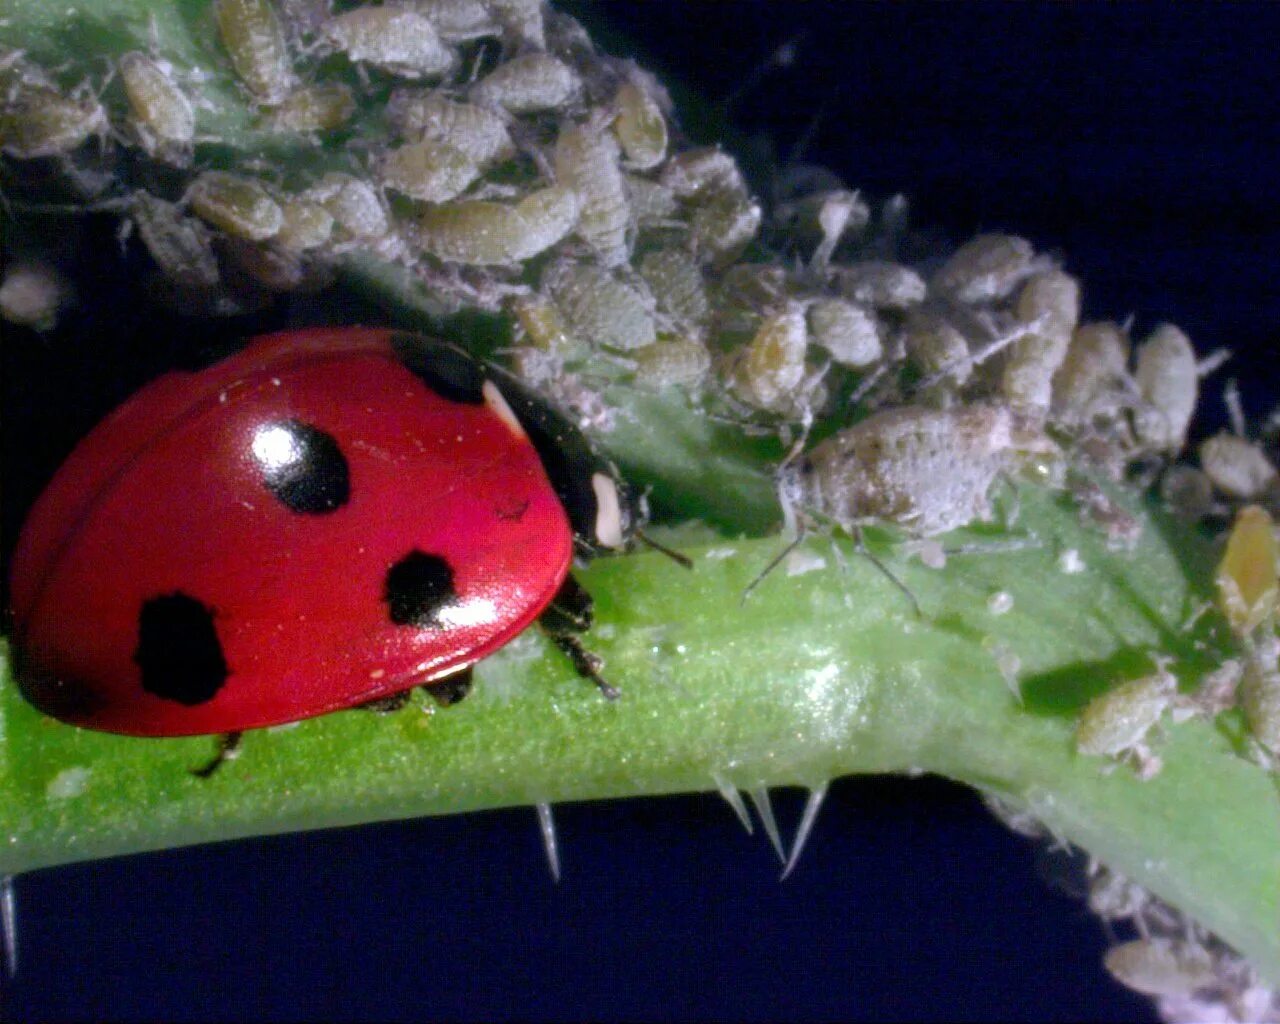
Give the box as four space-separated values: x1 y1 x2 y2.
538 575 620 700
358 691 414 714
190 731 243 779
423 668 473 707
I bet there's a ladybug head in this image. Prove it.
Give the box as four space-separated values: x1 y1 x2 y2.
573 460 645 558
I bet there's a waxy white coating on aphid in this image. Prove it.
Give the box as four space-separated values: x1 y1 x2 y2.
555 121 630 266
902 309 973 386
215 0 295 104
806 299 881 369
323 7 454 79
119 52 195 159
188 171 283 241
410 0 499 41
417 185 578 265
660 146 747 200
931 233 1036 305
1241 640 1280 757
637 249 709 329
487 0 546 50
832 260 926 311
0 262 68 332
1051 320 1130 427
1200 433 1278 500
379 138 478 203
613 79 667 170
261 82 355 133
632 338 711 388
1075 663 1176 765
274 197 334 251
303 173 389 240
1103 939 1217 998
1215 505 1279 637
624 175 677 225
470 53 579 114
1004 269 1081 414
1133 323 1198 452
0 84 107 159
388 92 513 167
131 192 222 290
729 304 808 414
690 190 763 267
543 261 655 352
785 404 1052 537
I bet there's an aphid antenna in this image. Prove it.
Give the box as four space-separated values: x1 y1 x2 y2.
1196 346 1231 380
634 529 693 570
1222 377 1247 438
718 30 808 118
910 312 1050 396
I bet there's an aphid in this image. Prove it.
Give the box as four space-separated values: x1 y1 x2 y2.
612 77 667 171
0 261 70 332
624 175 678 226
543 261 656 353
0 83 107 159
1051 320 1130 429
1133 323 1198 453
379 138 478 203
387 91 514 166
303 173 390 241
510 293 576 353
690 190 762 267
1103 939 1217 998
130 192 222 291
776 189 869 270
660 146 747 201
632 338 711 388
806 298 881 369
1241 640 1280 758
832 260 926 312
470 53 580 114
187 171 284 241
417 185 579 265
1216 505 1279 637
555 121 630 266
261 82 355 133
1003 269 1081 415
410 0 499 42
118 51 195 162
728 304 808 414
637 249 710 330
781 404 1056 537
322 7 455 79
1160 464 1215 521
1075 659 1177 777
273 197 334 252
901 309 973 388
217 236 331 293
215 0 295 104
931 233 1037 305
487 0 546 50
1200 433 1277 500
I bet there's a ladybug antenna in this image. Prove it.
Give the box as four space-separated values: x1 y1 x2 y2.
635 529 693 569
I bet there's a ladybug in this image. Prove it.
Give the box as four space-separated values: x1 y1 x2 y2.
9 326 665 770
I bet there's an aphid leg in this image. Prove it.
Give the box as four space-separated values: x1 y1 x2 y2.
746 786 785 864
1 875 16 978
538 576 619 699
358 690 415 714
534 801 561 883
423 668 474 707
852 526 922 619
191 731 244 779
742 529 806 604
634 529 693 569
710 772 754 835
781 781 830 880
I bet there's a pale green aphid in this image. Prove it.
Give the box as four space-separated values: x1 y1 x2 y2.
1133 323 1198 452
632 338 711 389
303 173 390 240
0 83 107 159
379 138 478 203
187 171 283 241
1103 939 1217 997
637 249 710 330
274 198 335 252
728 303 808 413
931 232 1037 304
389 92 513 167
417 186 579 265
555 121 630 266
323 7 455 79
1076 661 1178 777
543 261 655 353
119 51 195 161
613 78 667 171
261 83 356 133
806 298 882 369
470 53 579 114
215 0 295 104
1004 268 1081 414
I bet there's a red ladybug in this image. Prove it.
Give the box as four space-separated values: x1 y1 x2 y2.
9 326 651 759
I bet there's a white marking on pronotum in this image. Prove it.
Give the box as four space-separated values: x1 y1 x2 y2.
710 772 753 834
1 875 16 978
781 782 829 880
591 472 624 549
535 801 561 883
747 786 785 864
481 380 525 438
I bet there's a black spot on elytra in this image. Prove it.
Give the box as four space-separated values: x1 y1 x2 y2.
389 333 485 404
254 419 350 514
134 592 229 705
384 550 458 627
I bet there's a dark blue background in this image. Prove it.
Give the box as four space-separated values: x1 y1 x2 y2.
5 3 1279 1020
